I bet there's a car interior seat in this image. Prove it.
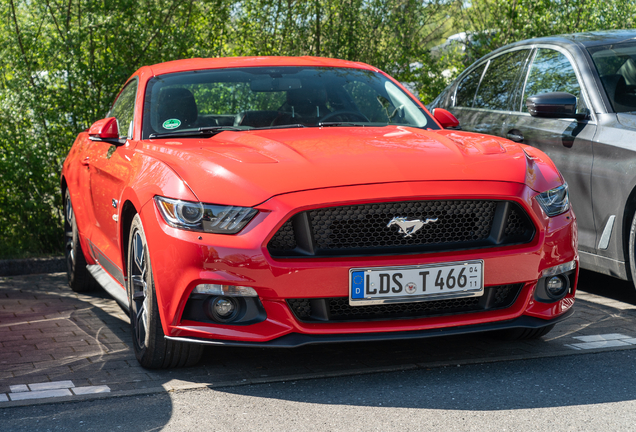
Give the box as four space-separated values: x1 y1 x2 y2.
613 75 636 112
156 87 199 130
271 87 332 125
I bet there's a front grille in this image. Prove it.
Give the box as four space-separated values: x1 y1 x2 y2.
287 284 522 322
268 200 534 258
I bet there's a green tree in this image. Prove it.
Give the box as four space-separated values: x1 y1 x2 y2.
229 0 459 101
457 0 636 62
0 0 230 257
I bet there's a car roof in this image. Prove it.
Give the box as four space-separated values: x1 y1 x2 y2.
509 29 636 49
143 56 379 77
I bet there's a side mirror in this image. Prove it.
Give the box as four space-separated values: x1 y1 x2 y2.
526 92 587 120
433 108 460 129
88 117 125 145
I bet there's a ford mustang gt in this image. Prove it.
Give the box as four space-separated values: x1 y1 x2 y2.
61 56 578 368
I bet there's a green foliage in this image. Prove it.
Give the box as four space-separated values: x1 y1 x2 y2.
1 0 634 258
0 0 229 258
230 0 457 101
457 0 636 63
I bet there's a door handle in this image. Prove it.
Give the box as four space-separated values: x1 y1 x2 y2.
506 131 524 142
81 157 90 166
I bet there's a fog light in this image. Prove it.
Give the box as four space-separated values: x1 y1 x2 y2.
546 275 567 298
209 296 239 322
215 298 235 316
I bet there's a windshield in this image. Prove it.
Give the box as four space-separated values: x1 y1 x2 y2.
588 41 636 113
142 66 434 138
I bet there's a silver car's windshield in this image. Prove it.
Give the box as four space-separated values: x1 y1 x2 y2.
142 67 434 139
588 41 636 113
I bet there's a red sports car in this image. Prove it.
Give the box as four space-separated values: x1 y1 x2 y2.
61 57 577 369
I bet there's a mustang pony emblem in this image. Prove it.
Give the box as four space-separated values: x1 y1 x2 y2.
387 216 438 238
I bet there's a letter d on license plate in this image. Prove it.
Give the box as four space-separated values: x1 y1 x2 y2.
349 260 483 306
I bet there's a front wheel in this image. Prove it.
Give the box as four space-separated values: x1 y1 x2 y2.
126 214 203 369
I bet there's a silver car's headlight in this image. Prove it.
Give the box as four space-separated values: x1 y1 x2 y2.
154 196 258 234
536 183 570 217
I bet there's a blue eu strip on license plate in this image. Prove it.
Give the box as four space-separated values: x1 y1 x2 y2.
349 260 484 306
351 271 366 299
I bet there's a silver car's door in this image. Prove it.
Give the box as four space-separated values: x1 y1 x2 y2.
504 47 597 252
449 49 531 137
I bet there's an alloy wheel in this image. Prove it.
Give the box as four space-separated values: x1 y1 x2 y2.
64 194 75 275
130 231 150 350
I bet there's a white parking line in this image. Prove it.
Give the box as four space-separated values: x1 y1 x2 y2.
72 386 111 395
29 380 74 391
9 384 29 393
2 380 110 403
566 333 636 350
9 389 73 401
573 334 631 342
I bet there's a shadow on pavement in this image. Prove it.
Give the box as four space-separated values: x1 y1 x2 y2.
214 349 636 411
577 269 636 304
0 392 173 432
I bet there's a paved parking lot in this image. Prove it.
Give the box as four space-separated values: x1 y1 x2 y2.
2 270 636 407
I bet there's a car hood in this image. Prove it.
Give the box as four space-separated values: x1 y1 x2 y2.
140 126 562 207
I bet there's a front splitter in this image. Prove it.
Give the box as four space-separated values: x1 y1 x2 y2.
165 308 574 348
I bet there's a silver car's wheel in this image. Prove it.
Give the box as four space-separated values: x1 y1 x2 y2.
628 212 636 290
126 214 203 369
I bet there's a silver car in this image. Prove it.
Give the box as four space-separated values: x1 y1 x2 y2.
430 30 636 287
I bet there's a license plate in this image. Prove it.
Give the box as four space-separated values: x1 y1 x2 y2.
349 260 483 306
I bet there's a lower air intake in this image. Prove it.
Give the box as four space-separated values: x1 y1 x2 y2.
286 284 523 322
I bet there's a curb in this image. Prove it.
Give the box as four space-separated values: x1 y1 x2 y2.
0 257 66 277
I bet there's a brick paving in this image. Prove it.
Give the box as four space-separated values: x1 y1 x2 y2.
2 269 636 405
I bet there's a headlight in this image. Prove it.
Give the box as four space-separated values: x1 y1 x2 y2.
154 196 258 234
536 183 569 217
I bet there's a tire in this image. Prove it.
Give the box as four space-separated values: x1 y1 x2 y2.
64 190 99 292
126 214 203 369
491 324 555 341
628 211 636 287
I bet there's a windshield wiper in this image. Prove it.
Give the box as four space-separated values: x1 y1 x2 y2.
251 123 307 130
318 121 369 127
149 126 243 139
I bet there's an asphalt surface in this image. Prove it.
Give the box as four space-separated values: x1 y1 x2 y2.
2 349 636 431
1 269 636 412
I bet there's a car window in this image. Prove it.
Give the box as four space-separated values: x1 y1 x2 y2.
588 41 636 113
343 80 430 124
522 48 588 114
142 67 435 138
473 50 529 111
109 80 137 139
454 64 486 108
343 81 391 122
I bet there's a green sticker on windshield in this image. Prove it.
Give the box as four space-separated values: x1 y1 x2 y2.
162 119 181 130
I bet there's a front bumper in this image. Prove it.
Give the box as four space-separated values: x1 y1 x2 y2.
165 308 574 348
139 180 578 344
